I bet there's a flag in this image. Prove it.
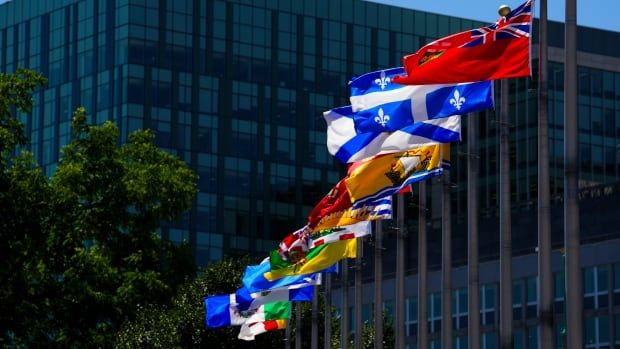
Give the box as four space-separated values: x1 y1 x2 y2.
271 222 370 270
306 178 392 232
393 0 532 85
270 222 369 270
264 238 357 281
345 144 443 204
234 282 315 313
242 258 334 293
204 298 291 328
238 319 287 341
325 67 493 163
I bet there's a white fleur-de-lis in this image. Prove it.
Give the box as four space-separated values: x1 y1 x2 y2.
374 70 391 90
449 89 466 110
374 108 390 127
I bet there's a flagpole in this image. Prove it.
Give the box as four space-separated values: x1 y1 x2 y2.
499 77 513 349
418 182 428 349
285 319 291 349
374 221 384 349
537 0 554 347
564 0 582 347
295 302 302 349
467 113 481 349
395 193 406 349
441 160 453 349
324 272 332 349
354 237 363 349
341 259 350 349
311 281 319 349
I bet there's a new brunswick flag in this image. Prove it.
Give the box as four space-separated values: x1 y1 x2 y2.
345 144 443 204
264 238 357 281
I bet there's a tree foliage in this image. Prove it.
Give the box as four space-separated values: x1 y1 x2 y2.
0 69 199 347
116 257 286 349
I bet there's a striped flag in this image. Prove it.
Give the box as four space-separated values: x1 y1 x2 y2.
238 319 287 341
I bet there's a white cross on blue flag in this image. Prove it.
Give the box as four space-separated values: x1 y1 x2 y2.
324 67 494 163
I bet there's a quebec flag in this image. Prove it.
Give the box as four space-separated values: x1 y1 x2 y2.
325 67 493 163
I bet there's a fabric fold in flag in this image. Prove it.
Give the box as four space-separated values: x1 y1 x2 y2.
393 0 532 84
306 178 392 232
345 144 443 204
242 258 334 293
270 222 370 270
238 319 287 341
204 298 291 328
264 238 357 281
325 67 492 163
234 282 315 313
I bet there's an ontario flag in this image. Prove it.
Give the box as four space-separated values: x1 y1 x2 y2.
393 0 532 85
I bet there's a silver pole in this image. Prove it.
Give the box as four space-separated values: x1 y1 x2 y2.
285 319 291 349
395 194 406 349
418 183 428 349
295 302 302 349
324 273 332 349
341 259 350 349
467 113 481 349
564 0 582 346
499 77 513 349
311 281 318 349
354 238 363 349
538 0 554 347
441 164 453 349
374 222 384 349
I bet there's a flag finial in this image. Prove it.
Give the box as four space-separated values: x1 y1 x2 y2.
498 4 511 16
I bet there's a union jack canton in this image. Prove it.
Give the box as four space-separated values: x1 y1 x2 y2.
462 0 532 48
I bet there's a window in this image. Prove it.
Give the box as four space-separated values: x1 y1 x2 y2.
613 264 620 305
584 316 610 349
482 332 498 349
526 277 538 319
584 266 609 309
454 335 468 349
554 272 566 314
527 325 538 349
428 292 441 333
480 284 497 326
513 281 524 321
514 328 524 349
452 288 468 329
406 297 418 336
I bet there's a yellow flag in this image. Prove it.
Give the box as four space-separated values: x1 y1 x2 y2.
264 238 357 281
345 145 442 203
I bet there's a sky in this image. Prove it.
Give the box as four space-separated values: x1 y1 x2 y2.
367 0 620 32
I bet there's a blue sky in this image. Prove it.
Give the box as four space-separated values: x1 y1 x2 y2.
367 0 620 32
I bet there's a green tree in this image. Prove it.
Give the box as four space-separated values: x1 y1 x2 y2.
0 69 199 347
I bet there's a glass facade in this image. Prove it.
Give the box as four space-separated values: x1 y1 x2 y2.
3 0 620 347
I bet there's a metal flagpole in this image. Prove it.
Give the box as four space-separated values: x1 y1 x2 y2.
441 158 453 349
537 0 554 347
418 183 428 349
467 113 481 349
324 272 332 349
311 279 319 349
499 76 513 349
341 259 350 349
285 319 291 349
395 193 406 349
564 0 582 347
354 238 363 349
374 221 384 349
497 6 514 342
295 302 302 349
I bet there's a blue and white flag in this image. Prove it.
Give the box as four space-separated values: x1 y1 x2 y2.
242 258 336 293
325 67 493 163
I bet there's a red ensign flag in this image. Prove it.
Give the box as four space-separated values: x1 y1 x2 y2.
394 0 532 85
